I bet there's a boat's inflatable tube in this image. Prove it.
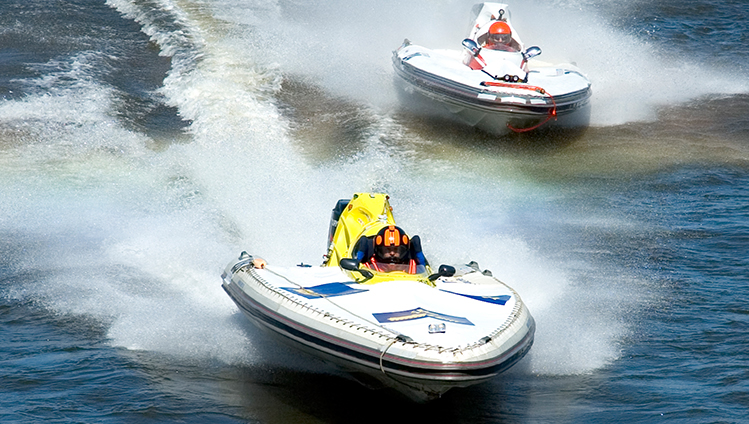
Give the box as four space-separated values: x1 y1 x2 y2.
222 254 535 401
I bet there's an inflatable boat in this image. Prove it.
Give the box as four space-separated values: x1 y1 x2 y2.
393 3 591 134
221 193 535 401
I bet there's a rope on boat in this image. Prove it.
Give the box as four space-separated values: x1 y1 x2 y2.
262 266 406 340
480 80 558 133
241 263 458 355
380 339 398 374
233 256 530 368
261 265 420 377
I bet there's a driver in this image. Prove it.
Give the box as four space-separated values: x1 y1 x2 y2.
354 225 427 274
483 21 515 52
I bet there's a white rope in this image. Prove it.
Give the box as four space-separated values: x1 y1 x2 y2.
241 262 525 358
257 265 418 379
263 266 405 340
380 339 398 374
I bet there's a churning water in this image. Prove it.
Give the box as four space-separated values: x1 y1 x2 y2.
2 0 748 422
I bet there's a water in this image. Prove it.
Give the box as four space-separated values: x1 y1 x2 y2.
1 0 748 422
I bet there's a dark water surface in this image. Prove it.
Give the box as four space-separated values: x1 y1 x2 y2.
1 0 748 422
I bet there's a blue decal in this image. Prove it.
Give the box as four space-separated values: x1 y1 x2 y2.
283 283 366 299
441 290 511 305
373 308 474 326
403 52 428 61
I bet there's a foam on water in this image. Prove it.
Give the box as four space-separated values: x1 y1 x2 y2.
232 0 749 126
512 1 749 125
3 0 694 376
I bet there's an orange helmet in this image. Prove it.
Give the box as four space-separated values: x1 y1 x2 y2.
488 21 512 45
488 21 512 35
374 225 410 263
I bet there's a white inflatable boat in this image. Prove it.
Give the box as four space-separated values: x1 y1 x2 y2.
221 193 535 401
393 3 591 134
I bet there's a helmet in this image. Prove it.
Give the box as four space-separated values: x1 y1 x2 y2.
374 225 410 263
488 21 512 35
488 21 512 45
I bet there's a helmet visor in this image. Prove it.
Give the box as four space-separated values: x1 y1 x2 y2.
375 244 409 263
489 33 512 44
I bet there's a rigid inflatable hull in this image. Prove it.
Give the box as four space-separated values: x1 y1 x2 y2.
222 257 535 401
393 46 591 134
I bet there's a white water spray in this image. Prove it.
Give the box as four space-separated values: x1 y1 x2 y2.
1 0 677 376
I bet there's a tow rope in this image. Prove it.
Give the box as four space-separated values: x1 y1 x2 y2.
480 81 558 133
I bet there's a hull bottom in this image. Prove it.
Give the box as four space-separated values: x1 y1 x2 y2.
396 78 591 136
